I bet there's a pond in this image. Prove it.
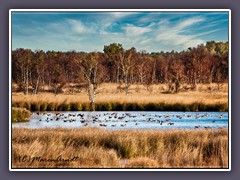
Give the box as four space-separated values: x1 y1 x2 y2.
12 111 228 130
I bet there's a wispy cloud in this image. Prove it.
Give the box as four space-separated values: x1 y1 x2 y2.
12 12 229 52
174 17 204 31
155 17 212 49
122 24 151 36
110 12 135 18
67 19 95 34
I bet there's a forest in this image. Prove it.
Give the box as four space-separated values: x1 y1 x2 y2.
12 41 228 111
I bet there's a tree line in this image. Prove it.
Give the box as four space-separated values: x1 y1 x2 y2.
12 41 228 110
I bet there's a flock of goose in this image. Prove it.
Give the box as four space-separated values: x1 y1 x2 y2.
35 112 226 129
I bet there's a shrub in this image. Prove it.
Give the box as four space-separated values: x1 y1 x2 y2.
12 107 31 122
24 102 31 110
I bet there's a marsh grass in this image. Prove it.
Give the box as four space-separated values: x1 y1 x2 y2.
12 107 31 122
12 128 228 168
11 101 228 112
12 83 228 111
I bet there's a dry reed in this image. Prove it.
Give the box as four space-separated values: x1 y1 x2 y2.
12 83 228 111
12 127 228 169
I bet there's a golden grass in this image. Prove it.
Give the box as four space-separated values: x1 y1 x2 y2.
12 127 228 169
12 83 228 105
12 107 31 122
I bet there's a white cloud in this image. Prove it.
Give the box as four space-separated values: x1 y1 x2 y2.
13 13 226 52
122 24 151 36
155 17 207 49
67 19 95 34
139 38 151 45
174 17 204 32
110 12 135 18
95 12 142 35
195 29 222 37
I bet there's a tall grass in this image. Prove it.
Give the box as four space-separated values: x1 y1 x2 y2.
11 101 228 112
12 128 228 168
12 107 31 122
12 83 228 112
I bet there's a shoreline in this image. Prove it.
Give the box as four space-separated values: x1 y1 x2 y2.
12 101 228 112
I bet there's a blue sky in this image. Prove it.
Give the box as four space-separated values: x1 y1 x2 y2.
11 11 229 52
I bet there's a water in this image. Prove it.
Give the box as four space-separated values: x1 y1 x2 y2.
12 111 228 130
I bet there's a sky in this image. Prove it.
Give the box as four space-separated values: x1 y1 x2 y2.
11 11 229 53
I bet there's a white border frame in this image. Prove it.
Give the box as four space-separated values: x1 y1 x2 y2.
9 9 231 171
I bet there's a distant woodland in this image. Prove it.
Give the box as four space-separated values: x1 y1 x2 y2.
12 41 228 96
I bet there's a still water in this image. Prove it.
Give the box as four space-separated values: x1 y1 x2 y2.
12 111 228 130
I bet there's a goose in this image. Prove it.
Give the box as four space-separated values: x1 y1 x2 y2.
69 119 76 123
217 114 223 119
204 126 211 129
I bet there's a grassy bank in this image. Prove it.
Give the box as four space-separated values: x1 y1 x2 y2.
12 107 31 123
12 83 228 111
12 128 228 168
12 100 228 112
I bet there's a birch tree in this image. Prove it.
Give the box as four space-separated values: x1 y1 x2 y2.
76 52 106 111
32 50 45 94
12 48 33 94
118 47 135 95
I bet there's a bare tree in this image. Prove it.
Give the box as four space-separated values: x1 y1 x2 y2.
75 52 106 111
12 48 33 94
31 50 45 94
118 47 136 95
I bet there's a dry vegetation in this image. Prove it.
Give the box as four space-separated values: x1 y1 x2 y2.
12 127 228 169
12 83 228 111
12 107 31 122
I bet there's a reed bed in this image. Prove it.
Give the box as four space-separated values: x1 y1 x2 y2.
12 101 228 112
12 83 228 111
12 128 228 168
12 107 31 122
